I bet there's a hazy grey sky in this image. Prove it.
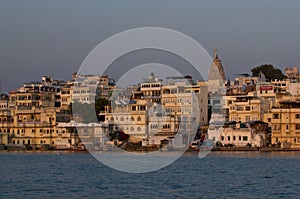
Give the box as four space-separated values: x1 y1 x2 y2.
0 0 300 92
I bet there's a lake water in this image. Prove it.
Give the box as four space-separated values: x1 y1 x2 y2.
1 151 300 198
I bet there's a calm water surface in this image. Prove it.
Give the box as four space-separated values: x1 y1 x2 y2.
1 151 300 198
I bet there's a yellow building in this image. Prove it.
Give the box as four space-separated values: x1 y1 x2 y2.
103 98 149 139
0 79 68 149
227 95 263 123
271 100 300 148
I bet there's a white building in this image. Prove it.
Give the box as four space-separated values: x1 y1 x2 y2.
72 74 115 104
208 122 265 147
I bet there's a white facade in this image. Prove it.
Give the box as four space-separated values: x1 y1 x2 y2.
208 127 264 147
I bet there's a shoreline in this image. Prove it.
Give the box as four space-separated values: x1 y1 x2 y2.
2 146 300 153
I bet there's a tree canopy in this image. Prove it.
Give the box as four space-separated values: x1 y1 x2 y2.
69 98 109 123
251 64 285 81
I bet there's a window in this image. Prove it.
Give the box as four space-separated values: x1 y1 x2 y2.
286 125 289 130
213 99 221 105
130 127 134 131
227 136 231 141
236 106 244 111
245 106 250 111
233 136 236 141
131 117 134 121
239 136 241 141
137 127 141 131
273 125 281 130
296 114 300 119
243 136 248 141
245 116 251 122
273 114 279 119
120 117 124 121
296 124 300 130
137 116 141 121
140 106 146 111
221 136 224 141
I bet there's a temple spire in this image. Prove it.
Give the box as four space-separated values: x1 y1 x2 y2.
208 48 226 85
214 48 217 59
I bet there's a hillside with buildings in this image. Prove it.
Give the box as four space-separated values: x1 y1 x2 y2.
1 50 300 151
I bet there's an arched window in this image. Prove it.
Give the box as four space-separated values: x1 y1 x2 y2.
110 117 114 121
120 117 124 121
137 116 141 121
137 127 141 131
131 117 134 121
130 127 134 131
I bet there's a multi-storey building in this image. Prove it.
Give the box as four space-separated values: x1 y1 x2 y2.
140 73 162 104
227 95 264 123
271 99 300 148
60 81 73 110
102 75 208 146
0 76 68 148
102 98 149 139
161 79 208 125
208 121 266 147
285 67 299 79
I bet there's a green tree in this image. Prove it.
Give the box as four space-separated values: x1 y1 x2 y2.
95 98 109 121
68 98 109 123
251 64 285 81
72 102 98 123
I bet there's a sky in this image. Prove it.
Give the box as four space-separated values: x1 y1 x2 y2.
0 0 300 92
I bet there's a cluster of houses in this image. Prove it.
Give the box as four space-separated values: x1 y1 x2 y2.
1 49 300 150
